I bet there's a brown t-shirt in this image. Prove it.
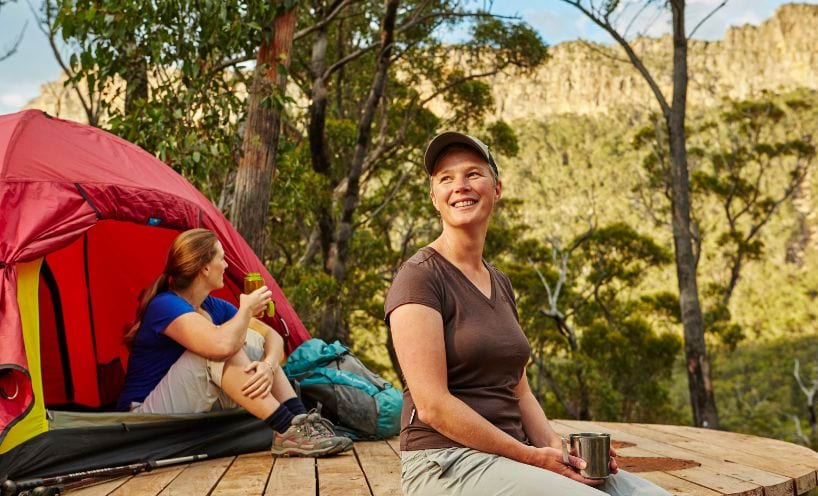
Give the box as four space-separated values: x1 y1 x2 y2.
384 247 531 451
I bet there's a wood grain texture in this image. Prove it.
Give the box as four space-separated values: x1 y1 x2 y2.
211 453 273 496
637 471 724 496
317 452 370 496
265 456 315 496
636 423 817 494
355 441 401 495
63 425 818 496
108 465 186 496
158 456 233 496
384 437 400 456
602 423 795 496
64 476 132 496
556 420 767 496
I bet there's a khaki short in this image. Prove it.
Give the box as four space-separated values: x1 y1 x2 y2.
401 447 671 496
131 330 265 414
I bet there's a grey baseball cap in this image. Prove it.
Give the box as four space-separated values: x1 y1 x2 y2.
423 131 498 177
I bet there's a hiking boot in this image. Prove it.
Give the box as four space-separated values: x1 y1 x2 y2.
305 411 353 454
271 413 351 457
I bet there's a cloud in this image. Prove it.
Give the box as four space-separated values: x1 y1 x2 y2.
0 88 38 114
1 92 28 107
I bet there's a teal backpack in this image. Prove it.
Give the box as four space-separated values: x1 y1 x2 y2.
283 339 402 440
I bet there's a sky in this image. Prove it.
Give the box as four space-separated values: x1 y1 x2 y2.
1 0 816 114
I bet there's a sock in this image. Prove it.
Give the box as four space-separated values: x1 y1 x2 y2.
282 397 308 416
264 405 295 433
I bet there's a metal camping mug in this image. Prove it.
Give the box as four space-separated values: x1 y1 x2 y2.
561 432 611 479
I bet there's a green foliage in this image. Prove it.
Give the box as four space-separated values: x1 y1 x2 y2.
704 335 818 447
483 120 519 157
49 0 277 199
494 214 683 422
47 0 818 440
502 88 818 433
629 94 817 350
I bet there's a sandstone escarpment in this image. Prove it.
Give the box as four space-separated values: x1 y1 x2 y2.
24 4 818 120
491 3 818 118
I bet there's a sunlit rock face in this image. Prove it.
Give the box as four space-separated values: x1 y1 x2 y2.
488 3 818 118
25 4 818 121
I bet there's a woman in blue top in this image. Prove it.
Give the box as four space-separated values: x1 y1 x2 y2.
118 228 351 457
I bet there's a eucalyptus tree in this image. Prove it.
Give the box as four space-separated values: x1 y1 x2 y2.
45 0 279 201
232 3 298 258
284 0 547 344
634 96 816 350
559 0 727 428
45 0 547 358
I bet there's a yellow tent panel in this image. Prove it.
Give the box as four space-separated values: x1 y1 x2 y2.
0 259 47 454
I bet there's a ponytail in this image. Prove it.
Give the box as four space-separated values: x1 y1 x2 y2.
124 273 169 347
124 228 218 347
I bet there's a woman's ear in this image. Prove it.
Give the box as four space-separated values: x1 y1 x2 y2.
495 179 502 200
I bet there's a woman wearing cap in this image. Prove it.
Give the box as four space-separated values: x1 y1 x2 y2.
385 133 670 495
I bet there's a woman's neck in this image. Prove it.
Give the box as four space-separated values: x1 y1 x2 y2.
431 227 486 271
173 283 209 309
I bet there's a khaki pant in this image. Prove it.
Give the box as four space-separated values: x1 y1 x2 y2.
401 448 671 496
131 330 265 414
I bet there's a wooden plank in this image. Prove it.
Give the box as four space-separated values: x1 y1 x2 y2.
649 425 818 465
604 423 795 496
317 452 370 496
211 452 274 496
65 476 133 496
638 471 724 496
354 441 401 496
109 465 186 496
157 456 233 496
620 424 815 494
266 456 315 496
556 419 767 496
638 424 818 495
385 437 400 457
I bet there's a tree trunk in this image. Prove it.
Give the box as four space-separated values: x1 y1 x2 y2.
231 6 298 258
667 0 719 428
123 58 148 116
306 21 336 269
317 0 400 343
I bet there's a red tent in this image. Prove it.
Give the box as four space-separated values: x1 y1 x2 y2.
0 110 310 452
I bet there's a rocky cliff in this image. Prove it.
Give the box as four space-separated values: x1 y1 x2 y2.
24 3 818 121
489 3 818 119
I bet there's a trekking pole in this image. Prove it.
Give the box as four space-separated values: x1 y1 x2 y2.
1 454 207 496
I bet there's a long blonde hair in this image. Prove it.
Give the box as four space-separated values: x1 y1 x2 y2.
124 228 219 346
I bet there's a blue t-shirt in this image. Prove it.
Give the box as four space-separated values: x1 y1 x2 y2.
116 291 238 411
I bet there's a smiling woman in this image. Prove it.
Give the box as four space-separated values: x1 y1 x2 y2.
384 132 673 495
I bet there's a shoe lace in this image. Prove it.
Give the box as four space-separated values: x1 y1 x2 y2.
309 416 337 438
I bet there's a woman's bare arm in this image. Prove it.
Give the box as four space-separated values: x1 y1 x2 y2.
514 373 562 449
390 303 598 485
164 287 271 360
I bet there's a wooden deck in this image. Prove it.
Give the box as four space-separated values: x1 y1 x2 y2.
65 421 818 496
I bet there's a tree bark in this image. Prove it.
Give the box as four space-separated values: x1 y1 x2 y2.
231 6 298 258
667 0 719 428
317 0 400 343
123 57 148 116
306 20 336 269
